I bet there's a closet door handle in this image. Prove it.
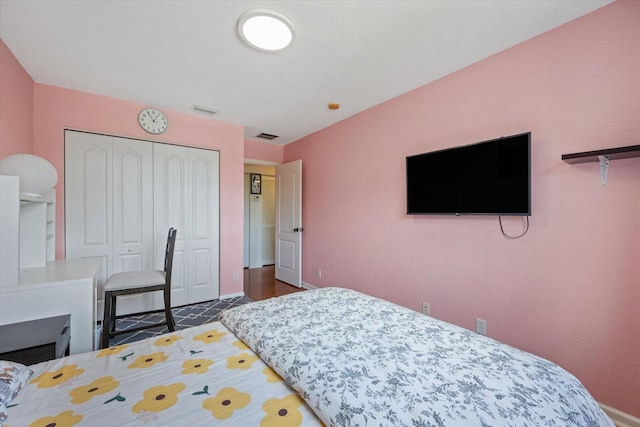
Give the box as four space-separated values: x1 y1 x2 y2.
293 227 304 232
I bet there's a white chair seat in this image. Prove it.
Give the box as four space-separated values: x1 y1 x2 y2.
104 270 166 292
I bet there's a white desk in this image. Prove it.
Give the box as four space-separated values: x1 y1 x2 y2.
0 258 102 354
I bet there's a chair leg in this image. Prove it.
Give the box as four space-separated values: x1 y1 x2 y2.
101 291 112 349
165 306 175 332
109 295 117 333
163 293 175 332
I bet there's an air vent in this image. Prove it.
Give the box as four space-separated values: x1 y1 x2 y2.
256 132 279 140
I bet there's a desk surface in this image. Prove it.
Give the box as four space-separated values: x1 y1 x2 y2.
0 258 103 291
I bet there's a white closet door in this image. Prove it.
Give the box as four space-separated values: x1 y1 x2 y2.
65 131 154 316
111 137 154 315
65 131 112 288
154 143 219 306
188 148 220 303
154 143 189 306
112 137 153 273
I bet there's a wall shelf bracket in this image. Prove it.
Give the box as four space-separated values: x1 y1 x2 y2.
598 155 609 186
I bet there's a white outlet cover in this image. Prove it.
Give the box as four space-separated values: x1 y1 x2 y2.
476 318 487 335
422 302 430 316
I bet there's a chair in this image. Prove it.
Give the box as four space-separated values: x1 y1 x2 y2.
100 228 177 349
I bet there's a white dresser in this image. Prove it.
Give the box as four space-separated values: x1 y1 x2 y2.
0 258 102 354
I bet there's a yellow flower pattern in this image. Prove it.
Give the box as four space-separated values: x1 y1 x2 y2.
9 322 320 426
96 344 129 358
181 358 214 375
193 329 227 344
29 410 83 427
232 340 249 350
131 383 186 414
30 365 84 388
153 335 182 347
69 376 120 404
263 367 282 383
260 395 305 427
127 352 168 369
202 387 251 419
227 353 259 370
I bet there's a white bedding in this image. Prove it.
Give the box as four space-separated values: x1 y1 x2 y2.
220 287 614 427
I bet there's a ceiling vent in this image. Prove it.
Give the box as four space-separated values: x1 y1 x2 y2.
256 132 279 140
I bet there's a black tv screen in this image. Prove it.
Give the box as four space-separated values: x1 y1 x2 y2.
406 132 531 216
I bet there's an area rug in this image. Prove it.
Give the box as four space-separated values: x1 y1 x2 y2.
108 295 253 347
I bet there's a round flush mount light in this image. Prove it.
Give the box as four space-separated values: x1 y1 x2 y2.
238 9 295 52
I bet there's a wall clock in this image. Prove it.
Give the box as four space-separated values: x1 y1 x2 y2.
138 108 168 135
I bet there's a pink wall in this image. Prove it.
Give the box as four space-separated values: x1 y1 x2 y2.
0 39 34 157
32 84 245 296
285 1 640 417
244 138 284 164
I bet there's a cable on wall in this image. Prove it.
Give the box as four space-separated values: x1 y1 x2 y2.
499 216 529 239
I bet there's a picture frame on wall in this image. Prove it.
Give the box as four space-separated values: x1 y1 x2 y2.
250 173 262 194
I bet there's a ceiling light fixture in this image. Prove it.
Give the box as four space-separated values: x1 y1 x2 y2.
238 9 295 52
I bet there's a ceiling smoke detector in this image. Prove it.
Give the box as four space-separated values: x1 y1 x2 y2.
238 9 295 52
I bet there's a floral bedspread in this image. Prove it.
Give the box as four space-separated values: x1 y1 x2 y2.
220 287 614 427
6 322 323 427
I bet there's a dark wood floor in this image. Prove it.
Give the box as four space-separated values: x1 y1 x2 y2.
243 265 305 300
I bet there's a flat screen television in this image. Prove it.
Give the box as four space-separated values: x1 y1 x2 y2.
406 132 531 216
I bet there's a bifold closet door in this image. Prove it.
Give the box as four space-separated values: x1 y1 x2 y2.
153 143 220 307
65 131 154 315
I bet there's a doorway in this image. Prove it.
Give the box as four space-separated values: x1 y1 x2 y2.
243 164 276 269
244 160 303 288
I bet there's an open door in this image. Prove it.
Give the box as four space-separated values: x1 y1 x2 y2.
275 160 302 287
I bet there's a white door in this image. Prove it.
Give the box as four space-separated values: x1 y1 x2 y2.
65 131 113 290
275 160 302 287
111 137 154 314
153 143 220 306
65 131 154 315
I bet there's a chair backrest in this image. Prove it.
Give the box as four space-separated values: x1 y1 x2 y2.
163 228 177 294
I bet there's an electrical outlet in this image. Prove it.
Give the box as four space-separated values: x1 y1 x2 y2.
317 269 322 278
422 302 430 316
233 272 239 282
476 318 487 335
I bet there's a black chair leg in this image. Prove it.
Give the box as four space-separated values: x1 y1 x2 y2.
165 308 175 332
109 295 117 333
101 291 113 349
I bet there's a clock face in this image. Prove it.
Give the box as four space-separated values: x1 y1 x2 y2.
138 108 168 134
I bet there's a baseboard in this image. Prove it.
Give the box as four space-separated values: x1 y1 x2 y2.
301 281 317 290
600 403 640 427
219 291 245 300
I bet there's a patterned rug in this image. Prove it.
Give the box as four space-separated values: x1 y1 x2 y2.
108 295 253 347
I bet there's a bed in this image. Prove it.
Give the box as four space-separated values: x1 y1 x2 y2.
2 287 613 427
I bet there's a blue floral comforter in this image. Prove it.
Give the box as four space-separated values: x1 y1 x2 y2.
220 287 613 427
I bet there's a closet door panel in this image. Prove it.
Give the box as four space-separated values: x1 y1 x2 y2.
111 137 155 315
112 138 153 274
188 149 219 302
65 131 112 277
154 143 190 307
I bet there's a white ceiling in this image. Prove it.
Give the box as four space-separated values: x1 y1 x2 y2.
0 0 612 146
